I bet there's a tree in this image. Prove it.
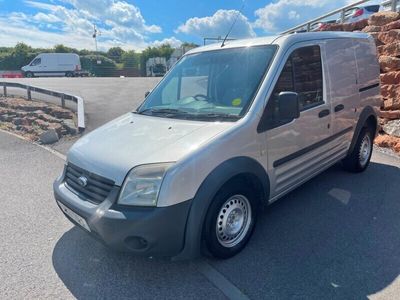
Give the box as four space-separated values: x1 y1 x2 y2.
182 42 199 48
11 43 33 69
54 44 76 53
121 50 139 68
107 47 124 63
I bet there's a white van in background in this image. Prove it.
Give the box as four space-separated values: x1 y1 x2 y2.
21 53 84 78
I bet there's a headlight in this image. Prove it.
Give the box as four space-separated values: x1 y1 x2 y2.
118 163 173 206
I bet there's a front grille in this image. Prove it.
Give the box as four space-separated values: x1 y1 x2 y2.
64 163 115 204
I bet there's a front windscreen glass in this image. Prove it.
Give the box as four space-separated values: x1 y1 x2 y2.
137 45 277 121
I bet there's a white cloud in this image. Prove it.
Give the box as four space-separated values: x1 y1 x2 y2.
176 9 255 39
253 0 350 32
61 0 161 33
19 0 162 50
151 37 182 48
33 12 61 23
288 11 300 20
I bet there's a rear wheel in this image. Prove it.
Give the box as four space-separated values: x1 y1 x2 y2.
342 127 373 173
65 72 74 77
203 180 258 259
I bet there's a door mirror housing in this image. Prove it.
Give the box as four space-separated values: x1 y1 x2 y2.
145 91 150 98
278 92 300 121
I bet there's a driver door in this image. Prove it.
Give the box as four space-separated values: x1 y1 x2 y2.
260 43 332 199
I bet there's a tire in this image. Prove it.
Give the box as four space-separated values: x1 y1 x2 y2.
203 179 259 259
25 72 34 78
65 72 74 77
342 126 373 173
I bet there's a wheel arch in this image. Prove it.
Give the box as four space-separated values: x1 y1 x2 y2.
173 156 270 260
348 105 377 155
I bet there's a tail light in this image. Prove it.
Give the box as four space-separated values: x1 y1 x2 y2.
75 65 81 71
353 8 364 18
319 23 328 30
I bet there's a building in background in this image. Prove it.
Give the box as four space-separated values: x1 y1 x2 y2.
146 57 167 77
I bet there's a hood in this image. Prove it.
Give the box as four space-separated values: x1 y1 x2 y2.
67 113 233 185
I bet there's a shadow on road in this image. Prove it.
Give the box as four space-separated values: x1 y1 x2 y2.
51 228 222 299
52 161 400 299
211 161 400 299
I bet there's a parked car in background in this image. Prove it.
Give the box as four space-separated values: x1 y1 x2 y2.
21 53 88 78
311 20 337 31
54 32 380 260
342 4 380 23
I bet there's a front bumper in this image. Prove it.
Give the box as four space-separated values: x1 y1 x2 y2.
53 174 192 257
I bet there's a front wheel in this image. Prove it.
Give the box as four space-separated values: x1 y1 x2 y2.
25 72 34 78
203 181 258 259
342 127 373 173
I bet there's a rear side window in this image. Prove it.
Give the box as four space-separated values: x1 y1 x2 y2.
262 45 323 129
365 5 380 13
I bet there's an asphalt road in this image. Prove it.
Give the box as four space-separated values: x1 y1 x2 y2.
1 78 400 299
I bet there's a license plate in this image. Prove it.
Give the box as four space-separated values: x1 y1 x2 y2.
58 201 91 232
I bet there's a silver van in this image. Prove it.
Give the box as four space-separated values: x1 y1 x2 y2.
54 32 380 259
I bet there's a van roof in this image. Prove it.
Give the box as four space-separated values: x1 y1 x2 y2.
187 31 371 55
38 53 79 56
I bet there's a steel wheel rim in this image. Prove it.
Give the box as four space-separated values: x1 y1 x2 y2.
359 134 371 167
216 195 252 248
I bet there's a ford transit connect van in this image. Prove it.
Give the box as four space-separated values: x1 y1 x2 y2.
54 32 380 259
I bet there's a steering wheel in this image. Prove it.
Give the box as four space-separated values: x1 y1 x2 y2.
193 94 209 101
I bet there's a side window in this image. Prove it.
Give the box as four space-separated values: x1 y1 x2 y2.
264 45 323 129
30 58 41 66
292 46 323 110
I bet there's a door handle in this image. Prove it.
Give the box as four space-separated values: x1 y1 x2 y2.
318 109 330 118
334 104 344 113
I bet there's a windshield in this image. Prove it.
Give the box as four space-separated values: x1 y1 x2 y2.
137 45 277 121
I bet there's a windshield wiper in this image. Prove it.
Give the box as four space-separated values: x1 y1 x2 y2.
138 108 189 116
193 112 240 120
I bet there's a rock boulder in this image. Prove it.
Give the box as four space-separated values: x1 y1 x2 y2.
380 71 400 84
378 42 400 56
378 30 400 45
382 19 400 31
379 56 400 72
369 11 400 26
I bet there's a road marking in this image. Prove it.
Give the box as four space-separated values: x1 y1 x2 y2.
0 129 67 161
195 261 250 300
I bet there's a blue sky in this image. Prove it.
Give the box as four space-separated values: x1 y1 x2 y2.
0 0 357 51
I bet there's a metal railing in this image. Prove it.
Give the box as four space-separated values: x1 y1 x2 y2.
281 0 399 34
0 82 85 131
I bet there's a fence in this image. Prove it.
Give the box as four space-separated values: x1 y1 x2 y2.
0 81 85 131
281 0 399 34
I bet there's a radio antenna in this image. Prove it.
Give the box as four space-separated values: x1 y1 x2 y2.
221 1 246 47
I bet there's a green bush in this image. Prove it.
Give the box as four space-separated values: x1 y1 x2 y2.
0 43 38 70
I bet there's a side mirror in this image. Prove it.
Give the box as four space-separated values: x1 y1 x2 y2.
278 92 300 121
145 91 150 98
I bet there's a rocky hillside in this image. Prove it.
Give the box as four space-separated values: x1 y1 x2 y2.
321 11 400 153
